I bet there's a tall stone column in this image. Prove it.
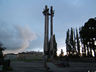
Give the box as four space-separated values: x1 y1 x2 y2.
50 6 55 59
50 6 54 37
43 5 49 55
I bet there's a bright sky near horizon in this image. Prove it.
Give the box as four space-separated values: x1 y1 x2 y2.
0 0 96 55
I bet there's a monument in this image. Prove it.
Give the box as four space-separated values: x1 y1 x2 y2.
43 5 57 59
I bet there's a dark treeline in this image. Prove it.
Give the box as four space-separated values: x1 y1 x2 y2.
66 17 96 57
0 43 11 71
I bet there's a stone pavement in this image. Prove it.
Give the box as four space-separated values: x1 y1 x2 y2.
47 62 96 72
7 61 47 72
6 60 96 72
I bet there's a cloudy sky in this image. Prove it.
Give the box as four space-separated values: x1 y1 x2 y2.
0 0 96 54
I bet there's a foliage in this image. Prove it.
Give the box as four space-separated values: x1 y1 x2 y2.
66 28 78 56
59 49 64 57
65 17 96 57
80 18 96 57
76 29 80 56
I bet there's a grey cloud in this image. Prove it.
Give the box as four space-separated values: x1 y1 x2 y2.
0 22 37 54
28 37 43 50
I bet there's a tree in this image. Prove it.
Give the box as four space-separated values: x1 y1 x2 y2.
59 49 64 57
66 29 71 55
53 35 57 57
80 18 96 57
73 30 76 54
70 28 76 54
0 43 5 65
76 29 80 56
66 28 76 56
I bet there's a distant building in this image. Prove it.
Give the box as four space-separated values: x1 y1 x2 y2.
4 53 17 60
4 51 43 60
17 51 43 60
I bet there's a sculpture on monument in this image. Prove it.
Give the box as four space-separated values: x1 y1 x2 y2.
43 5 57 59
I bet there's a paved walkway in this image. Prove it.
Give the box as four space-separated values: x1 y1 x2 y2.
8 61 47 72
7 61 96 72
47 62 96 72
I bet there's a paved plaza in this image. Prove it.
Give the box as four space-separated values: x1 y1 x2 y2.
7 60 96 72
47 61 96 72
8 61 47 72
